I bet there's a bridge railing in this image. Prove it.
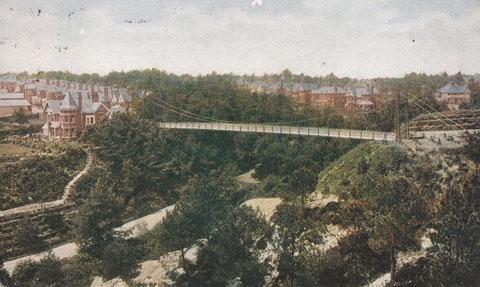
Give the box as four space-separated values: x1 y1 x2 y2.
159 122 396 142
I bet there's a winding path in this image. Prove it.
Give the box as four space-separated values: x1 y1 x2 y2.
3 204 175 274
0 151 92 218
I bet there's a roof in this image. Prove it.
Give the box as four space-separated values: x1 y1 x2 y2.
0 99 30 107
313 86 346 94
350 86 379 97
292 83 318 92
81 97 94 114
0 74 17 82
437 83 468 94
92 102 107 112
118 88 131 102
44 99 62 113
60 92 78 110
0 93 25 100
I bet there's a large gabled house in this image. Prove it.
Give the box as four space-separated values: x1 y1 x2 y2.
42 91 109 139
434 83 470 110
291 83 319 105
344 86 382 111
310 86 346 109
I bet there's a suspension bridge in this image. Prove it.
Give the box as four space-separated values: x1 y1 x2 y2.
158 122 396 141
145 91 475 142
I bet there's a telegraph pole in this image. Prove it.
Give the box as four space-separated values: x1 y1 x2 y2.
395 93 401 143
405 95 409 140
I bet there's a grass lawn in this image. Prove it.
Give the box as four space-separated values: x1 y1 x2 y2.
0 143 34 155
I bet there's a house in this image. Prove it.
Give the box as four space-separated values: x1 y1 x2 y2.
291 83 318 105
0 92 31 116
0 75 18 92
310 86 346 109
434 83 470 110
345 86 382 111
42 91 110 139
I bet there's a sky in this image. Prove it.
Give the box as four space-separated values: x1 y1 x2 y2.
0 0 479 78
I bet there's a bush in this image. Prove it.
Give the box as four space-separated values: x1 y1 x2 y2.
100 237 142 280
11 252 64 286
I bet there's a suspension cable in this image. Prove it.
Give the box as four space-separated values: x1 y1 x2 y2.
152 96 234 123
403 95 459 130
401 92 465 130
143 96 212 122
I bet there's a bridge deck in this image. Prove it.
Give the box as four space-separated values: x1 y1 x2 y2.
158 122 396 141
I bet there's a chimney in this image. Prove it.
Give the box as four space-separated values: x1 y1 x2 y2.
103 86 110 108
77 92 82 112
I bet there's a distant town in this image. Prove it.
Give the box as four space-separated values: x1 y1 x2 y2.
0 75 132 139
0 72 479 140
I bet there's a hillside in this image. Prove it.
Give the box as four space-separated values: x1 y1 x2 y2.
315 141 396 196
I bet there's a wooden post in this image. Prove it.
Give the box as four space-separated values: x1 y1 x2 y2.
396 93 402 143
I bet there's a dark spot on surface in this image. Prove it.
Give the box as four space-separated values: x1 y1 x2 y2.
55 46 68 53
68 11 74 17
322 62 326 65
412 39 415 43
124 20 133 23
37 9 41 16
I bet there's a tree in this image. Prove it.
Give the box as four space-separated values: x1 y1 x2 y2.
285 167 318 206
73 180 122 259
10 108 28 124
13 215 46 252
0 254 12 287
149 176 235 270
427 170 480 286
11 252 64 287
465 132 480 165
100 237 141 280
273 202 325 287
365 176 426 281
189 206 273 287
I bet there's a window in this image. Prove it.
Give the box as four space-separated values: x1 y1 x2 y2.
86 115 95 125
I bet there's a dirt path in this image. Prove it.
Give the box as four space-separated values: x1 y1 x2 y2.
0 151 92 218
242 197 282 221
3 204 175 274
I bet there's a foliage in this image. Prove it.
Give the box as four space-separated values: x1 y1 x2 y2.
147 176 236 259
272 202 326 286
422 169 480 286
100 237 142 280
13 215 46 253
464 132 480 165
316 142 390 195
189 206 273 287
11 252 64 287
73 180 123 259
10 109 29 124
0 145 87 209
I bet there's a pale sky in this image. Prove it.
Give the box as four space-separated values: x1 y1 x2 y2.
1 0 479 78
